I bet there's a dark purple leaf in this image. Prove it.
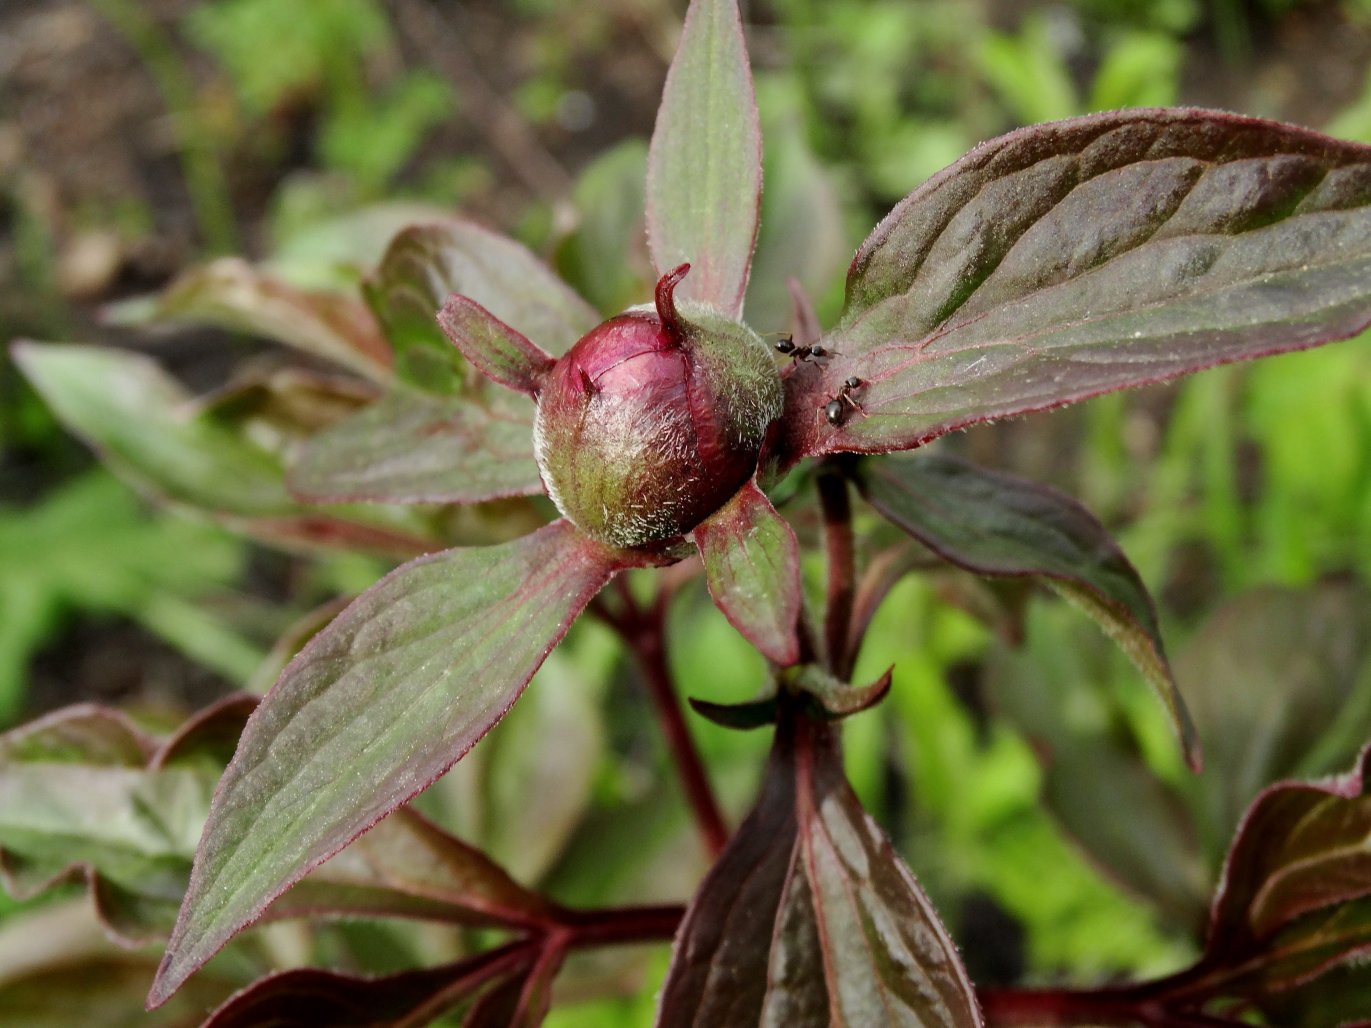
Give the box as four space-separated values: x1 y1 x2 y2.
1173 747 1371 1000
692 479 801 665
364 220 597 380
202 942 535 1028
287 387 543 505
856 453 1199 769
658 709 982 1026
781 109 1371 461
646 0 762 317
438 296 556 396
113 258 393 381
149 520 628 1007
688 695 778 730
656 716 798 1023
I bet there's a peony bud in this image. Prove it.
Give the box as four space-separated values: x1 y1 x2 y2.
534 265 783 550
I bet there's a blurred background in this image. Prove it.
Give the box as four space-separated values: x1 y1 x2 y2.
3 0 1371 1021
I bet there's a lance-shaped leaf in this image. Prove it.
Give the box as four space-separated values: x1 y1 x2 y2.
855 453 1200 770
287 387 543 504
437 295 556 396
658 709 982 1026
365 220 598 379
149 520 627 1007
783 109 1371 459
202 941 537 1028
646 0 762 317
692 479 801 665
12 343 434 556
109 258 393 381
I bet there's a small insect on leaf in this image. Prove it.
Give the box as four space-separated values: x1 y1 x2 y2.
824 377 865 426
775 335 832 363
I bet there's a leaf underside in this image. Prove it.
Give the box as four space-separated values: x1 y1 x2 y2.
646 0 763 317
150 520 623 1007
855 454 1199 768
657 711 982 1026
781 109 1371 462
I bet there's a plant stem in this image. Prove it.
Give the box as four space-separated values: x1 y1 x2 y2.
978 987 1236 1028
560 903 686 948
817 466 857 679
597 586 729 858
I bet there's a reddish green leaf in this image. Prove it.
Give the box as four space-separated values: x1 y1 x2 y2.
265 807 555 931
646 0 762 317
12 343 435 556
856 453 1199 770
115 258 393 381
658 710 981 1026
287 387 543 504
149 521 626 1007
790 664 893 719
364 220 598 383
202 942 536 1028
692 479 801 665
438 296 556 396
782 110 1371 460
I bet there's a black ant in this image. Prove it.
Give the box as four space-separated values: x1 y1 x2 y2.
824 376 865 426
774 334 833 363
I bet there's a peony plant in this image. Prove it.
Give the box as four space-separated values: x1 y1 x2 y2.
9 0 1371 1023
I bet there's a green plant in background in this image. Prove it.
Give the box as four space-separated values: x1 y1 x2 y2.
5 0 1371 1025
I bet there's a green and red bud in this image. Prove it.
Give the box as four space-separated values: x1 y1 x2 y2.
534 264 783 550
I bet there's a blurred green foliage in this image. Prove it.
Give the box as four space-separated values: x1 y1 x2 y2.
4 0 1371 1018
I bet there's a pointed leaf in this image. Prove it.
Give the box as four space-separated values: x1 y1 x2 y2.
646 0 762 316
658 711 981 1026
657 720 798 1023
110 258 393 380
856 453 1199 770
438 296 556 395
365 220 598 384
202 942 536 1028
288 387 542 504
150 520 624 1006
689 695 778 730
782 109 1371 459
12 343 435 555
692 479 801 665
791 664 893 719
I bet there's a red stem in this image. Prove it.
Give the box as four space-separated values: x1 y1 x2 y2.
978 986 1236 1028
560 903 686 948
598 585 729 858
817 468 857 679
